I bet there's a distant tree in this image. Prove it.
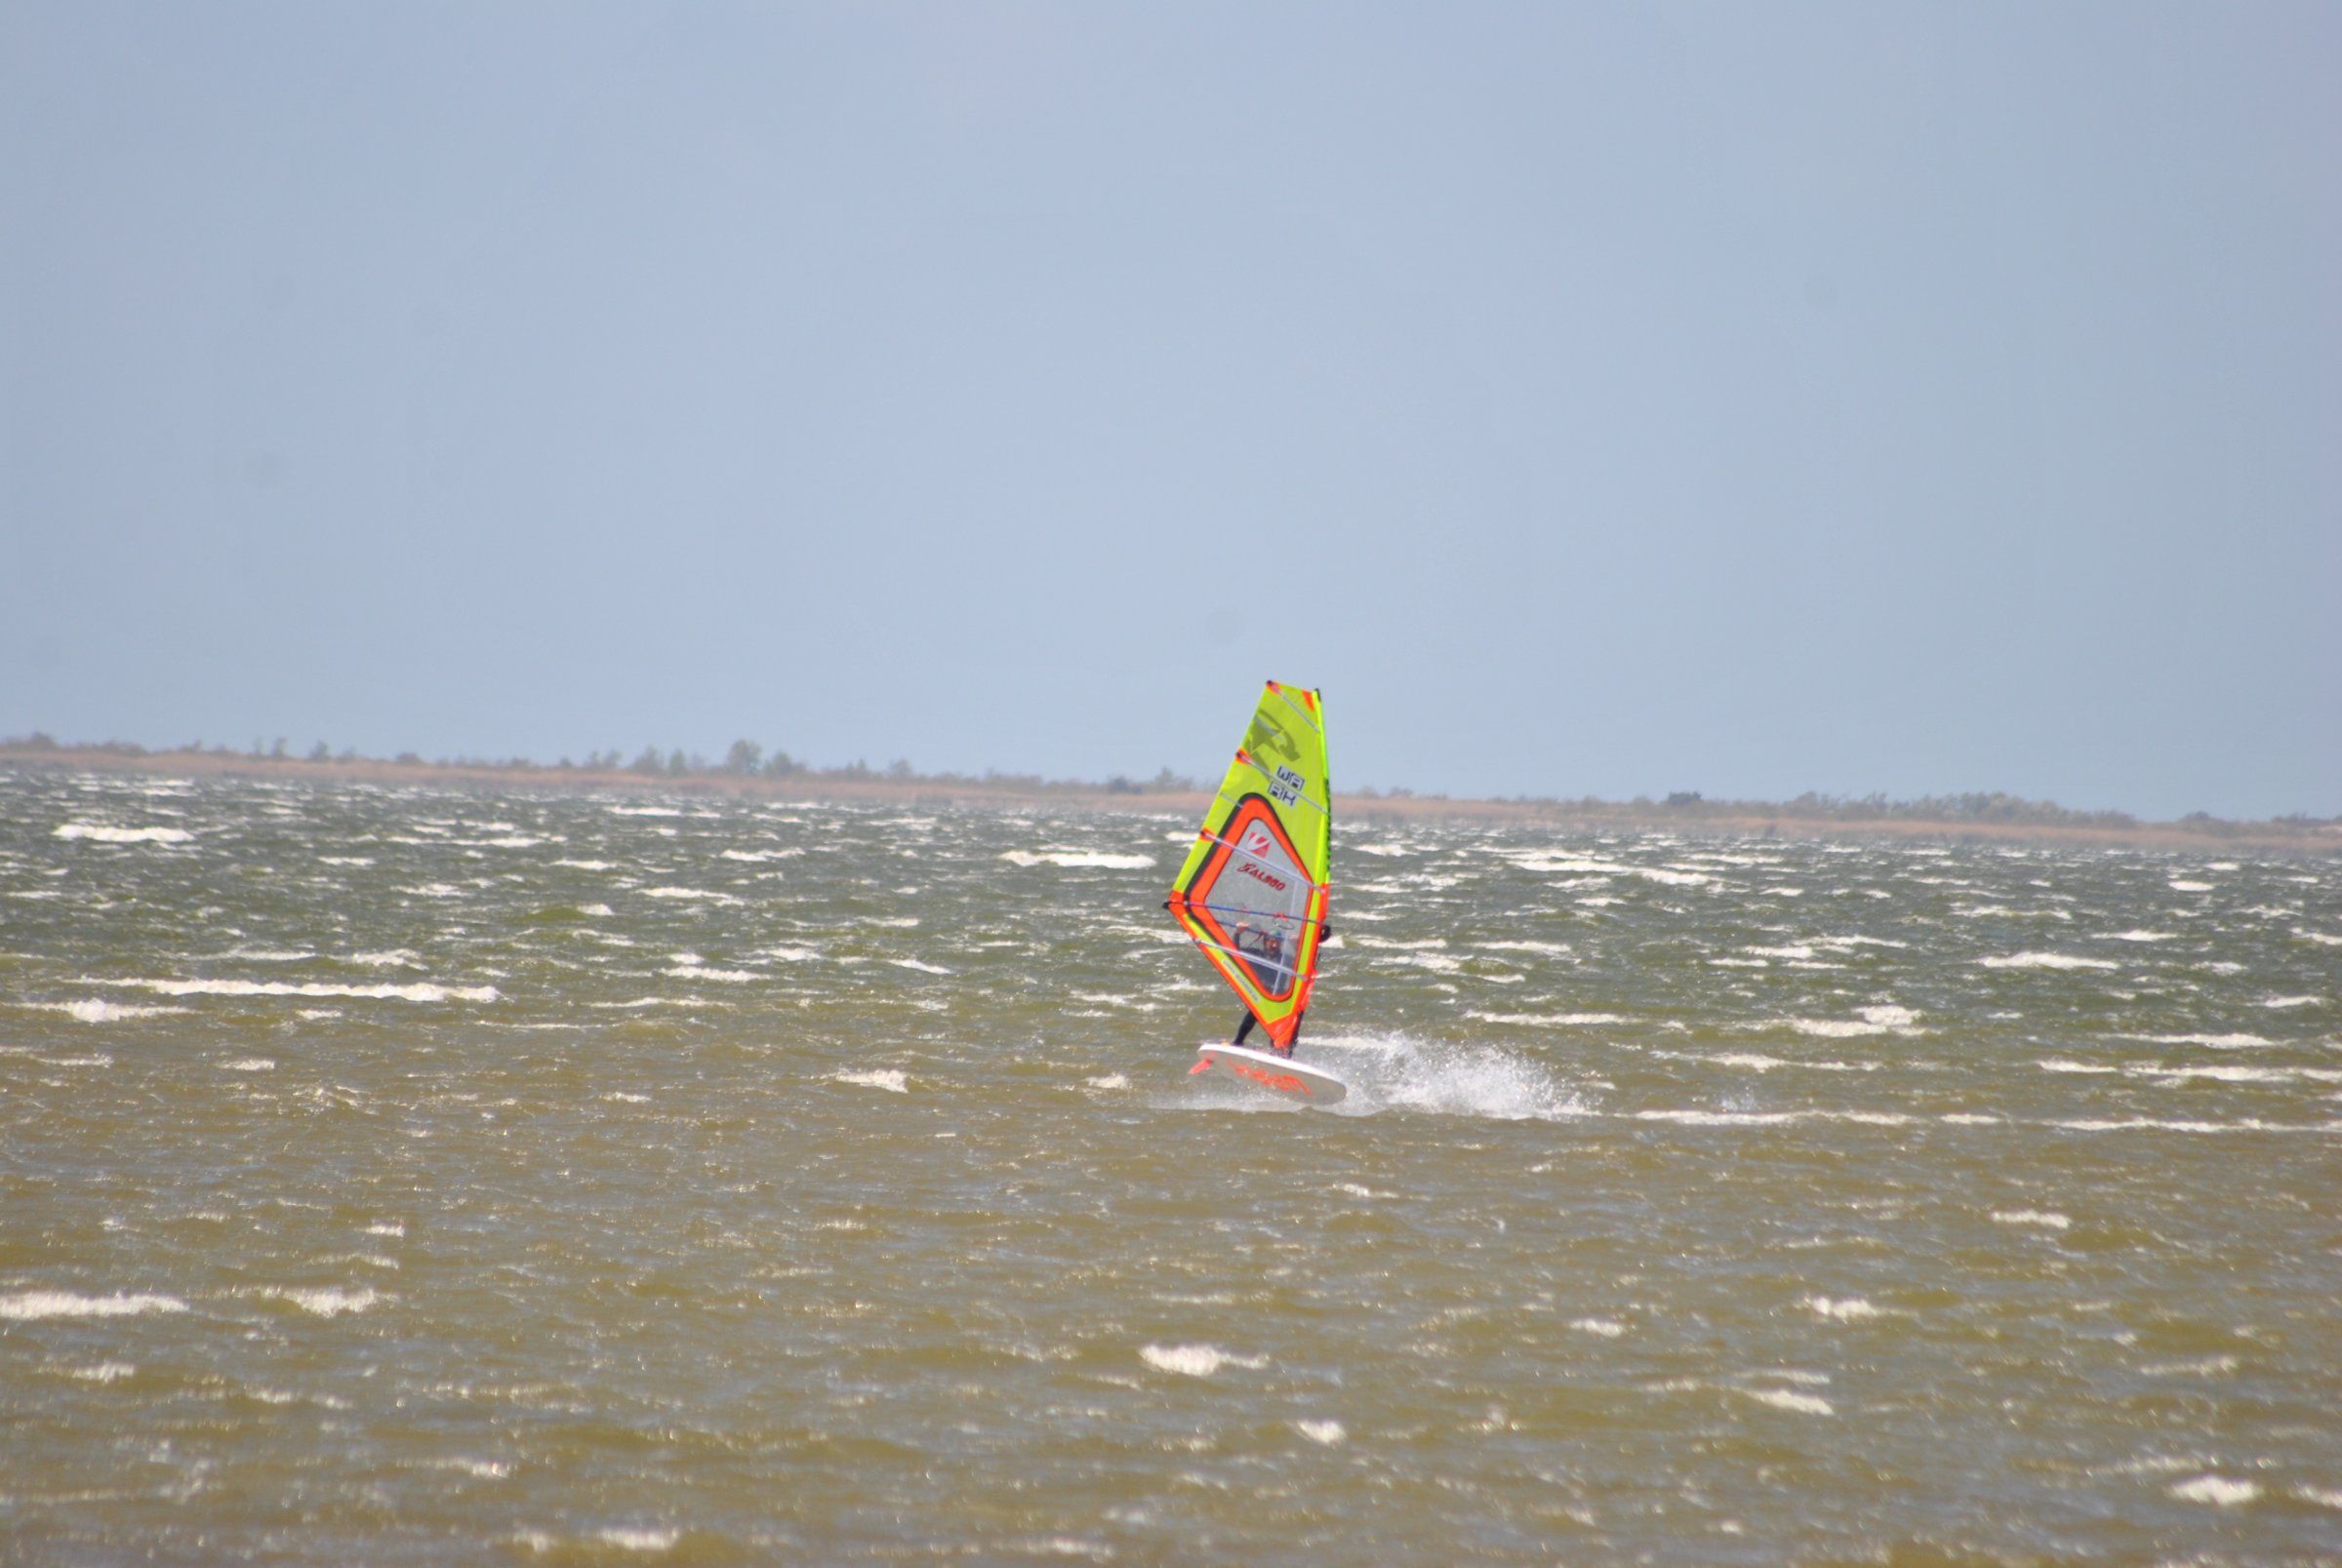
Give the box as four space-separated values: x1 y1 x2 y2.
724 739 763 775
1107 775 1135 793
631 745 665 775
1665 791 1702 808
761 749 799 777
887 758 913 780
308 742 330 762
394 751 422 766
271 737 288 758
667 748 692 775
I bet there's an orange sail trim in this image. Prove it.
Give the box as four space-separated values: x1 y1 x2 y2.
1167 682 1331 1050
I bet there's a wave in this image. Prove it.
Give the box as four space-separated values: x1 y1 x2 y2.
54 823 192 844
82 977 497 1003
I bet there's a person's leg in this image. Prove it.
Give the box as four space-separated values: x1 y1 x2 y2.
1232 1012 1256 1047
1278 1012 1303 1058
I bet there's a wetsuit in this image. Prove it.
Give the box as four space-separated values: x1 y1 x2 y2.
1233 1008 1300 1058
1228 919 1329 1058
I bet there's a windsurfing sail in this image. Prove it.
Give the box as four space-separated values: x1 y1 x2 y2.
1166 681 1330 1052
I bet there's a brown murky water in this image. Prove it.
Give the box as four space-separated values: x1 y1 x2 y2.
4 770 2338 1562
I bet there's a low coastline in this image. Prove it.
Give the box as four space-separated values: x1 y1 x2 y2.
6 742 2334 856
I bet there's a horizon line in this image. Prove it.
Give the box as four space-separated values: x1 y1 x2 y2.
4 732 2337 840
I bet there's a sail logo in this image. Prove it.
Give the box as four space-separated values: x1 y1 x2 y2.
1239 862 1289 892
1269 764 1306 807
1244 713 1300 765
1243 829 1273 857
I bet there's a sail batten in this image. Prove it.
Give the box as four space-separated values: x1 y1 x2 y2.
1167 682 1331 1050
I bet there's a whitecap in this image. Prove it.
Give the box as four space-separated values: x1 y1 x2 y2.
36 999 188 1023
2051 1117 2246 1133
1636 1108 1799 1127
1977 952 2118 971
1992 1209 2071 1229
2142 1354 2239 1377
2168 880 2214 893
2126 1032 2275 1050
0 1291 188 1320
832 1069 908 1093
1379 951 1462 973
1000 850 1155 869
2134 1064 2295 1084
1741 1387 1834 1416
1465 1011 1625 1027
1294 1419 1347 1446
1140 1344 1260 1377
1569 1317 1628 1338
88 978 497 1004
887 958 950 975
1478 940 1572 956
54 823 193 844
1084 1074 1128 1090
1801 1296 1879 1321
2105 930 2177 943
2261 995 2322 1010
594 1526 680 1550
269 1286 378 1316
641 887 743 905
2169 1475 2258 1506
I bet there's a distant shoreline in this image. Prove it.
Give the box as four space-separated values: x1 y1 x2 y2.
3 743 2335 857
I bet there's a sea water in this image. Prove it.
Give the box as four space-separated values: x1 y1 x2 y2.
2 770 2337 1563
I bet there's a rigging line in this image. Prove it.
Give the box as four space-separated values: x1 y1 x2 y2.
1170 897 1330 930
1269 684 1323 733
1191 828 1331 891
1189 936 1304 983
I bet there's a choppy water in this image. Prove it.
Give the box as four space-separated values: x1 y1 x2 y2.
3 769 2338 1564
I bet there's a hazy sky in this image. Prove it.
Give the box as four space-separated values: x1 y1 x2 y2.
4 3 2335 819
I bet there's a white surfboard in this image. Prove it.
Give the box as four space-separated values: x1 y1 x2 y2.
1190 1041 1350 1106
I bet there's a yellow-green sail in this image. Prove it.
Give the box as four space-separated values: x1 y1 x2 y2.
1167 681 1331 1051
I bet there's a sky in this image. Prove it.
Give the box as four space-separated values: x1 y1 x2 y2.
3 3 2336 820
